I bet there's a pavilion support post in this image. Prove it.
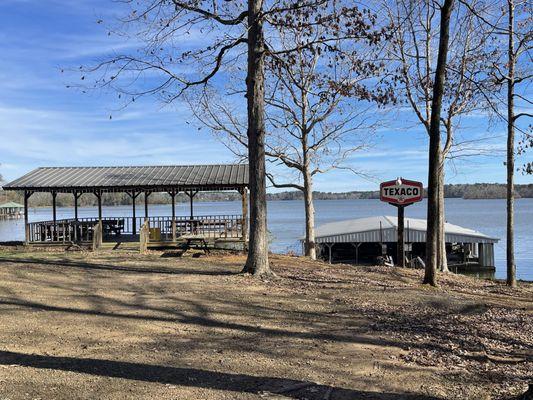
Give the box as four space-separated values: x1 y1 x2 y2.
168 190 177 242
93 190 103 248
73 191 81 242
351 242 361 265
74 191 81 221
51 191 58 241
95 191 102 223
23 191 31 244
185 190 198 234
52 191 57 225
186 190 196 220
144 192 151 221
132 192 137 234
326 243 334 264
240 188 248 245
127 191 139 235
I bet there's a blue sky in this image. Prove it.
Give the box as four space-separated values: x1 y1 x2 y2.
0 0 530 192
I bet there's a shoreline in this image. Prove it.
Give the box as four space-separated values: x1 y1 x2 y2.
17 196 533 208
2 199 532 282
2 243 532 284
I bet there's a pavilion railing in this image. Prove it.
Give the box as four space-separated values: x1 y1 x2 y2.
27 219 100 243
27 215 244 243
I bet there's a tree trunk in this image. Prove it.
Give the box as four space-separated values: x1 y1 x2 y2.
242 0 271 277
303 168 316 260
300 85 316 260
506 0 516 287
424 0 454 286
438 163 449 272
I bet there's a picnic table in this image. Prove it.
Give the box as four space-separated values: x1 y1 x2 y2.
179 234 210 254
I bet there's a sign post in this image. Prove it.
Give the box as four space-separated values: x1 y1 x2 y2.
380 178 423 267
397 204 404 266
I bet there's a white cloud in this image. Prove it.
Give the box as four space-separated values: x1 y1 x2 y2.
0 101 236 181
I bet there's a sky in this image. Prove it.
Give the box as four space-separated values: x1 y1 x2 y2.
0 0 530 192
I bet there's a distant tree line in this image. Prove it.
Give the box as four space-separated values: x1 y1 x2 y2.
0 191 241 207
1 183 531 208
270 184 533 200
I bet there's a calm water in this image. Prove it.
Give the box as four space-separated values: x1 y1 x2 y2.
1 198 531 281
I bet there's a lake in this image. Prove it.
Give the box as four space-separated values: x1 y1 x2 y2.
1 198 531 281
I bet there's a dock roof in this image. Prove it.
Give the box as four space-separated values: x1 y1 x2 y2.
314 216 499 244
3 164 248 193
0 201 24 209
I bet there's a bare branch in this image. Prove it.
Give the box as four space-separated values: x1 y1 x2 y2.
266 173 304 191
171 1 247 25
514 112 533 121
174 37 248 96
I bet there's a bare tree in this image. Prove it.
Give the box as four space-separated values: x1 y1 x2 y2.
460 0 532 286
387 0 496 277
80 0 389 276
79 0 272 275
420 0 455 285
502 0 532 287
505 0 518 287
190 6 394 259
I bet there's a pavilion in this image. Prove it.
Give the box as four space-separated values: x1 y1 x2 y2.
3 164 249 249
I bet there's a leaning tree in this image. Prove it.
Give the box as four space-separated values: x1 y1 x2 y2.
189 4 395 259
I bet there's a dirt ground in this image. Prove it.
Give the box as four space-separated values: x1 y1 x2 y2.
0 248 531 400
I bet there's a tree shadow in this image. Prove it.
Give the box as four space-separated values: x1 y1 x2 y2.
0 253 528 395
0 296 376 345
0 256 236 276
2 256 525 360
0 350 441 400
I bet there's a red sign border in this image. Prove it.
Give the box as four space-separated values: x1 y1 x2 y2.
380 178 423 205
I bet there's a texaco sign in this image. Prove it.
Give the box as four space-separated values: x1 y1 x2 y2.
380 178 423 205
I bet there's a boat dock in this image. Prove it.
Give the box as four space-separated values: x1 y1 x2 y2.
0 201 24 220
311 215 499 273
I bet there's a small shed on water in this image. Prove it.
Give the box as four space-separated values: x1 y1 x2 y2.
0 201 24 219
313 216 498 272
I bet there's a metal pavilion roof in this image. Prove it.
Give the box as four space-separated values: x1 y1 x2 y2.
314 216 499 244
3 164 248 193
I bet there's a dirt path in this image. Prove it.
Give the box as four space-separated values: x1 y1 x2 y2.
0 249 530 399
